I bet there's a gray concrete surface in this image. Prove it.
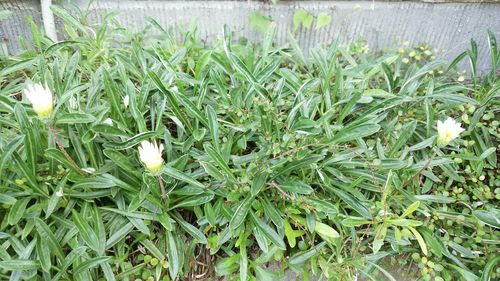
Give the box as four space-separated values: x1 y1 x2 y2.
1 0 499 74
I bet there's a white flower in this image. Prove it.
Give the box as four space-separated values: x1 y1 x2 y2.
103 118 113 125
437 117 465 146
23 83 53 118
138 140 164 174
123 95 129 108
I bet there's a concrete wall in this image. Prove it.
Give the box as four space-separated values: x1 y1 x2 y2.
1 1 499 74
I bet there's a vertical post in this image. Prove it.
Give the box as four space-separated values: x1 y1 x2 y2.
40 0 57 41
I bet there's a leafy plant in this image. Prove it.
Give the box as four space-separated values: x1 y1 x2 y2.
248 11 273 34
0 6 498 281
293 9 332 31
316 12 332 30
293 9 313 31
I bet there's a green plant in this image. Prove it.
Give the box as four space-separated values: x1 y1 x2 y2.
248 11 273 34
293 9 332 31
293 9 314 31
0 6 498 281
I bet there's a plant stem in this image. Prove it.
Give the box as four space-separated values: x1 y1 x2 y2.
48 124 86 176
268 181 293 200
401 150 438 189
157 175 166 199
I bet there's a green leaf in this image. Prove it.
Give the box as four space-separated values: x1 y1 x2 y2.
274 155 324 178
480 255 500 281
447 51 468 72
366 261 398 281
206 105 220 148
316 12 332 29
92 124 130 138
289 242 325 265
239 236 248 281
45 148 81 173
0 193 17 205
303 198 338 216
102 69 127 125
103 131 157 150
106 223 134 249
385 219 422 227
103 149 141 178
330 123 380 144
250 211 286 250
372 224 387 254
162 166 205 189
479 147 496 160
261 198 284 228
337 93 362 124
230 196 254 231
72 209 100 252
473 209 500 228
283 220 296 248
172 213 208 244
249 11 272 33
7 197 30 225
203 143 236 180
314 221 340 243
401 201 420 218
174 91 209 127
36 235 51 272
12 152 47 197
251 172 268 196
0 260 38 271
148 71 191 132
389 120 417 157
140 240 165 260
166 231 181 280
419 228 444 258
170 193 214 209
408 227 428 256
34 218 64 259
100 261 116 281
55 112 96 124
413 195 454 204
0 135 24 177
329 187 372 219
46 174 67 219
408 136 436 151
200 161 224 181
341 217 372 227
51 246 87 281
448 264 479 281
51 5 89 36
279 181 313 195
293 9 313 31
14 103 37 175
73 256 111 276
93 205 107 256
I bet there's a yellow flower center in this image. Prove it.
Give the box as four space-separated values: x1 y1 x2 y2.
36 105 53 118
146 162 163 174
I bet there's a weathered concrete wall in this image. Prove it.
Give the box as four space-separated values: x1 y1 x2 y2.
1 0 499 74
1 0 42 51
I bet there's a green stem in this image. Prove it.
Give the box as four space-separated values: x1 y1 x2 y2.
48 124 86 176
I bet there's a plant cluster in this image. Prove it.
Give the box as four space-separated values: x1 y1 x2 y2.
0 7 498 281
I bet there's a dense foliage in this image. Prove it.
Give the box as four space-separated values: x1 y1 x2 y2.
0 7 499 281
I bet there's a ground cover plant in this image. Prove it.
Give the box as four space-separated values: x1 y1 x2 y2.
0 7 499 281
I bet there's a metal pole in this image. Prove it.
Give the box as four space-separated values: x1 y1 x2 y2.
40 0 57 41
